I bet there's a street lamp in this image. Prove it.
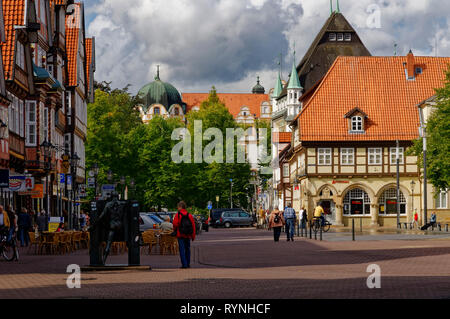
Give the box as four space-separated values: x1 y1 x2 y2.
40 140 54 216
70 153 80 230
92 163 99 199
411 180 416 220
129 178 135 200
107 170 113 183
120 176 126 199
230 179 233 209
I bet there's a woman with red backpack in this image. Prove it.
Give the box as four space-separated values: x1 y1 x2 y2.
172 201 196 269
268 207 285 242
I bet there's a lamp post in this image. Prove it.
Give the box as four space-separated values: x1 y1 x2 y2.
92 163 99 200
230 179 233 209
129 178 135 200
40 140 53 217
396 140 400 228
411 180 416 221
120 175 126 200
70 153 80 230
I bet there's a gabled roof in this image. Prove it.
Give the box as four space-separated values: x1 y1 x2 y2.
278 12 371 99
1 0 25 81
85 37 94 86
344 107 368 118
65 2 83 87
297 55 450 142
183 93 270 119
273 132 292 144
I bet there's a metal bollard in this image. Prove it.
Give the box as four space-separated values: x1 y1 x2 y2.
297 221 299 237
309 222 312 239
352 219 355 241
320 224 323 241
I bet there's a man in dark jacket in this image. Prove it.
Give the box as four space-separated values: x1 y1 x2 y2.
172 201 196 269
37 210 48 233
17 208 31 247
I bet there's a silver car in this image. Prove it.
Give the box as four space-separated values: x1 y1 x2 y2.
139 213 161 232
216 211 253 228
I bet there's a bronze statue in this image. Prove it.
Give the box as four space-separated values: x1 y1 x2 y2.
89 191 125 265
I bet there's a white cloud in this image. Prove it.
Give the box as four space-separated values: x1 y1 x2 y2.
87 0 450 94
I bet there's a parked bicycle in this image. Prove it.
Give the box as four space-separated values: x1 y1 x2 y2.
312 217 332 234
0 230 19 262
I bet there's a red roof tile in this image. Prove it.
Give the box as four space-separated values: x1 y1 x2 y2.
273 132 292 144
85 37 92 85
65 3 80 87
298 55 450 142
1 0 25 81
183 93 270 119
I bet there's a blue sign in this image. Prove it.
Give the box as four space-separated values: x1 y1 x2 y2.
207 204 213 210
59 174 65 184
67 175 72 185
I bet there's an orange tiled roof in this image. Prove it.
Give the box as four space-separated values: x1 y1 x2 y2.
1 0 25 81
85 38 92 86
182 93 270 119
273 132 292 144
65 3 80 87
298 55 450 142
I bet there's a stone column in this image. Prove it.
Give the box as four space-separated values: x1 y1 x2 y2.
335 204 344 226
370 204 380 227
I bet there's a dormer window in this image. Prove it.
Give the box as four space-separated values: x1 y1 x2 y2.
154 107 160 114
344 33 351 41
337 33 344 41
174 108 179 115
351 116 363 132
329 33 336 41
345 107 368 134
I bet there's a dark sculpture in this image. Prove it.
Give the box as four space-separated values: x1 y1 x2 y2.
89 193 140 267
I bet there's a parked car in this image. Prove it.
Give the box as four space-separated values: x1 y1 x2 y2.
146 213 164 224
154 212 176 223
210 208 242 227
139 213 162 232
215 210 254 228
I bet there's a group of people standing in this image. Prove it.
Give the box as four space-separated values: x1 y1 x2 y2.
0 205 50 247
267 203 309 242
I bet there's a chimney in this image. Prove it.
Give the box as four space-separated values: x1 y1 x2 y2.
407 50 415 79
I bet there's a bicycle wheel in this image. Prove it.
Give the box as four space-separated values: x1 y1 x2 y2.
2 244 15 261
312 220 319 234
322 223 331 233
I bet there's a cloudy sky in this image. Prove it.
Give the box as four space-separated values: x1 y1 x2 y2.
86 0 450 94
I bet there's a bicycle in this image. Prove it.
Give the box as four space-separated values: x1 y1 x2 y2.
0 230 19 262
312 217 332 234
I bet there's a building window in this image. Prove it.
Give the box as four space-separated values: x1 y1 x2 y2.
15 41 25 70
378 188 407 215
25 101 37 146
283 164 289 177
174 108 179 115
43 107 49 141
343 188 371 216
154 107 160 115
344 33 352 41
318 148 332 165
435 189 448 209
337 33 344 41
390 147 404 165
341 148 355 165
368 148 382 165
329 33 336 41
351 116 363 132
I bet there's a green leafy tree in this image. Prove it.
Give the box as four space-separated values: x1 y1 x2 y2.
408 66 450 190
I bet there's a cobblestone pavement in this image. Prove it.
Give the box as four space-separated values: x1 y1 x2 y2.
0 228 449 299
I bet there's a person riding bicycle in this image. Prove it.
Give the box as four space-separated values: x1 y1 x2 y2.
314 203 325 227
0 205 10 240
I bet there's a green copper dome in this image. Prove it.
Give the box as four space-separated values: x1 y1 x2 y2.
138 68 182 112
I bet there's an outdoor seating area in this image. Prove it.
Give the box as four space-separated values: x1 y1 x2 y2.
28 231 90 255
141 230 178 255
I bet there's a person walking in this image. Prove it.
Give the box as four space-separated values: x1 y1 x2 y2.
283 203 296 242
37 211 48 234
172 201 196 269
299 206 308 230
412 210 419 229
268 207 285 242
17 208 31 247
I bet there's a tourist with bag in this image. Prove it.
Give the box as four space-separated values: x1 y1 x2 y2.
268 207 285 242
172 201 196 269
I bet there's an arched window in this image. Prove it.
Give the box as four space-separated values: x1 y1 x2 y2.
378 188 406 215
174 108 179 115
343 188 371 215
154 107 160 115
351 116 363 132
